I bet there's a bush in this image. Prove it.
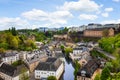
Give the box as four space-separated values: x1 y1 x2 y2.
0 48 6 53
47 76 57 80
90 50 107 59
64 47 73 57
74 60 81 80
12 60 24 67
94 73 100 80
100 67 110 80
25 47 33 51
0 42 8 49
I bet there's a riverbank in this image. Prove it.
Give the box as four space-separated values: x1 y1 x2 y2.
60 57 75 80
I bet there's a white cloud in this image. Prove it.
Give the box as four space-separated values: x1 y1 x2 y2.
22 9 48 21
113 0 120 2
101 13 109 17
0 17 29 30
50 11 73 19
105 8 113 12
57 0 102 12
49 11 73 25
79 14 98 20
22 9 73 27
101 19 120 24
101 8 113 18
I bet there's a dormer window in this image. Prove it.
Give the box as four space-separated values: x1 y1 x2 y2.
81 70 86 77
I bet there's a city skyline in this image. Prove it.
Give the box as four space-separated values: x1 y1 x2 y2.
0 0 120 30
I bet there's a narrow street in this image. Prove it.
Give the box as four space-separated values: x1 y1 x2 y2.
95 47 116 60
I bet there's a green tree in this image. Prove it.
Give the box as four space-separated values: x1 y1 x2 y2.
19 67 29 80
0 29 38 51
10 37 19 49
113 72 120 80
75 37 79 43
35 32 46 41
10 27 18 36
12 60 24 67
101 67 110 80
47 76 57 80
0 42 8 49
74 60 81 80
94 73 100 80
6 33 14 45
0 32 7 43
63 27 68 34
102 29 109 37
64 47 73 57
25 40 36 48
98 37 115 53
5 33 19 49
60 45 65 52
0 48 5 53
111 48 120 72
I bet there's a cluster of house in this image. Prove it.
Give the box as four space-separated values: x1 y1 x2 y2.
70 42 98 66
69 23 120 38
0 41 65 80
69 42 106 80
0 40 107 80
77 59 105 80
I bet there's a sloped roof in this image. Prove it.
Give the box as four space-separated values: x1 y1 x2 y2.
0 63 16 77
35 57 62 71
0 52 17 57
77 59 101 78
0 63 28 77
46 57 57 63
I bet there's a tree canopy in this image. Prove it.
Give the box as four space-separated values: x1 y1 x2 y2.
0 28 37 51
64 47 73 57
94 73 100 80
100 67 110 80
99 34 120 53
102 29 109 37
47 76 57 80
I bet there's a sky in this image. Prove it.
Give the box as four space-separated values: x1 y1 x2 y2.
0 0 120 30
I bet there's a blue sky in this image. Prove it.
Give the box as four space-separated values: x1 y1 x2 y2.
0 0 120 30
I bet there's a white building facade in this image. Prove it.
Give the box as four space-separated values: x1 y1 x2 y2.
2 53 19 64
35 58 64 80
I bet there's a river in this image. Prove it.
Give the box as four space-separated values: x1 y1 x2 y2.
60 57 75 80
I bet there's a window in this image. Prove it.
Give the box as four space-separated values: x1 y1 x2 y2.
81 70 86 77
82 77 86 80
44 72 46 74
37 75 40 78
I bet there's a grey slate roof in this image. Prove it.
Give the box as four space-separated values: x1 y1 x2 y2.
77 59 101 78
0 63 28 77
0 63 16 77
46 57 57 63
35 57 62 71
73 47 83 50
73 47 89 52
0 52 17 58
